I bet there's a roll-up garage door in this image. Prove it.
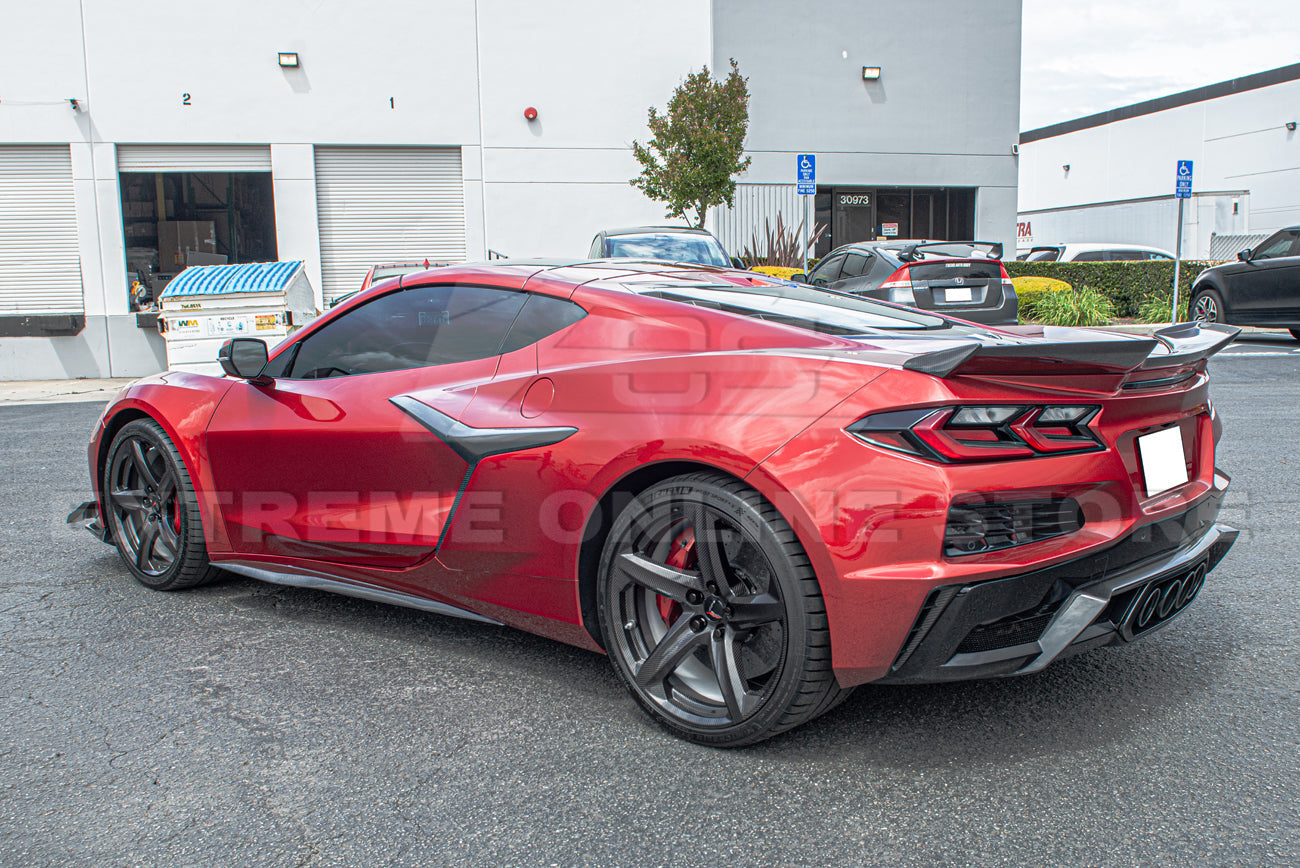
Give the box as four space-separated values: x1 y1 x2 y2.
314 147 466 303
0 145 82 314
116 145 272 173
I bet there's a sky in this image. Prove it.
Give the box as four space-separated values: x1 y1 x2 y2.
1019 0 1300 132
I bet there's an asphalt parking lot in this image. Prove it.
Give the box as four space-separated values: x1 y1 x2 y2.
2 334 1298 867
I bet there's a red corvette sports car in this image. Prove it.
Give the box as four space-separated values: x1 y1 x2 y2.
69 260 1239 746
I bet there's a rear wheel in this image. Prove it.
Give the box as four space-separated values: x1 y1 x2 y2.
103 419 218 591
597 472 845 746
1192 288 1224 324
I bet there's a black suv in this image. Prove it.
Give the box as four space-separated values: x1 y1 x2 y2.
1191 227 1300 340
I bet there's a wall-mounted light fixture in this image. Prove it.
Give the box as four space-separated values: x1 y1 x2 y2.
1287 121 1297 131
1062 164 1071 173
278 52 300 69
861 66 881 81
68 98 81 112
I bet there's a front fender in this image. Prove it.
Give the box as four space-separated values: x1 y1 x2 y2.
94 372 236 554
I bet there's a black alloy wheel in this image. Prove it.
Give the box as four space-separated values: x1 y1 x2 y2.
1192 289 1223 324
597 472 846 747
103 419 217 590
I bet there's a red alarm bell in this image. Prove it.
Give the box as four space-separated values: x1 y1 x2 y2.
524 106 538 121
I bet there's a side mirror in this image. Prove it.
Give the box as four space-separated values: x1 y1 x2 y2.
1237 248 1253 262
218 338 272 384
790 272 808 284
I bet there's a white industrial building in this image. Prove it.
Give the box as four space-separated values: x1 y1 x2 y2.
1016 64 1300 260
0 0 1022 380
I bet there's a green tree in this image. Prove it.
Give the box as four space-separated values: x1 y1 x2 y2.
630 59 752 229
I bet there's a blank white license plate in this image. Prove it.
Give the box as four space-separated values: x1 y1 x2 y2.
942 287 973 302
1137 426 1189 496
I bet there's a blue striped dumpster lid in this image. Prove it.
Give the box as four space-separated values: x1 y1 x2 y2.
160 261 304 297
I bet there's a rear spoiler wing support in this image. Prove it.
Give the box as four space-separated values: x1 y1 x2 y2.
901 322 1239 379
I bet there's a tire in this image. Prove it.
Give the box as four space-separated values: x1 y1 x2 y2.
1191 288 1224 324
596 472 839 747
102 419 218 591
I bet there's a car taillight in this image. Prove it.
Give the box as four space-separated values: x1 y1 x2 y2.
878 266 911 290
999 263 1014 292
847 405 1102 463
878 266 914 303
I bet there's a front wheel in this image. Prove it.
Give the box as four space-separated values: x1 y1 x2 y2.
103 419 218 591
596 472 847 747
1192 288 1224 324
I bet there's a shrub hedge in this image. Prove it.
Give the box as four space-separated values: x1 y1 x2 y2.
1004 260 1218 318
749 265 803 280
1011 276 1071 321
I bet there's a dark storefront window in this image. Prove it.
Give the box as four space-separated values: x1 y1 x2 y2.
814 186 977 258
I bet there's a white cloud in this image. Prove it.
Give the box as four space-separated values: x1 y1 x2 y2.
1021 0 1300 130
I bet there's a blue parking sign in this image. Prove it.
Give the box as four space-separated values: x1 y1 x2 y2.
797 154 815 195
1175 160 1193 199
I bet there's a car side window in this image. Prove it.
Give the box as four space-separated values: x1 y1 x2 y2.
810 253 846 285
285 284 527 379
1073 251 1107 262
1253 230 1299 260
839 253 871 279
589 235 604 258
499 293 587 354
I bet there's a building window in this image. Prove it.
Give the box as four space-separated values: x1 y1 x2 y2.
814 186 977 257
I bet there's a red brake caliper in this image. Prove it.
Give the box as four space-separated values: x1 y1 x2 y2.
658 526 696 624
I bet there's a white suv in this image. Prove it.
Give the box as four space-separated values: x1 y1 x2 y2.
1016 243 1175 262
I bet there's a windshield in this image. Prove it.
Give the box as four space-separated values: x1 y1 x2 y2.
637 281 951 334
606 233 730 268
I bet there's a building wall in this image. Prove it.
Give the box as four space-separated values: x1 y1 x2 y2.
1017 192 1251 259
1018 77 1300 251
711 0 1022 252
0 0 1021 379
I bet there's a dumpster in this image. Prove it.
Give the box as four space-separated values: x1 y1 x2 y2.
158 261 318 375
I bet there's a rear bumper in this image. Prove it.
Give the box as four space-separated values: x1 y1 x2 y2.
877 488 1235 684
926 291 1018 326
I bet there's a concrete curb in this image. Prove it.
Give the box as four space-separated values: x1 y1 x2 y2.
0 378 136 406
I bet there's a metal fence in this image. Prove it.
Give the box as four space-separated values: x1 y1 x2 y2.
710 183 810 261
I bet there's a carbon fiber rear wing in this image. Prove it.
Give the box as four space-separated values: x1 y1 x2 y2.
901 323 1239 378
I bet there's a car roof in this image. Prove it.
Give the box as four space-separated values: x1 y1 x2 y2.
1043 243 1175 254
822 240 1001 261
601 226 716 238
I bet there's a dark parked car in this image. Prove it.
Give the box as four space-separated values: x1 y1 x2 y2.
589 226 740 268
795 240 1017 325
1191 227 1300 340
